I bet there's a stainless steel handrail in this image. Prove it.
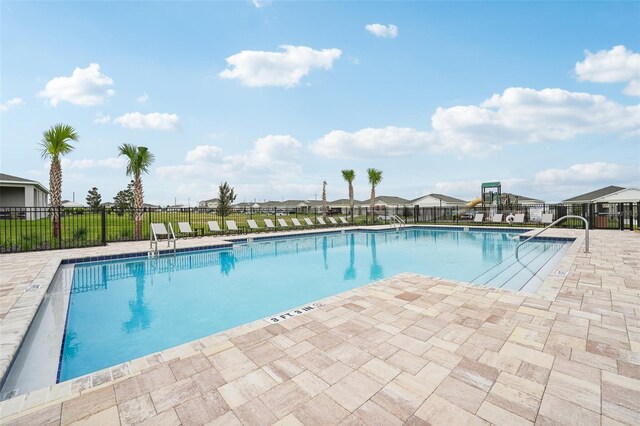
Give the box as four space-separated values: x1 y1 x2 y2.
389 214 406 228
515 215 588 260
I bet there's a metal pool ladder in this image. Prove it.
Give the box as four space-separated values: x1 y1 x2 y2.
150 222 177 256
389 214 406 228
515 215 589 260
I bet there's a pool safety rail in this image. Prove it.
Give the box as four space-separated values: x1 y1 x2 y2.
516 215 589 260
150 222 176 256
389 214 406 228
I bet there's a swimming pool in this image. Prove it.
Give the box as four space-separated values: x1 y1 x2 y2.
4 227 570 391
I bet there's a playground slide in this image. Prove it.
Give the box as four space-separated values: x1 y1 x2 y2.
467 197 482 207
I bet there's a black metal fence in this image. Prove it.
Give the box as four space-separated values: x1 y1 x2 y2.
1 202 637 253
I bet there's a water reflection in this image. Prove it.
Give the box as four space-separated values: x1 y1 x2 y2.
344 234 356 281
369 234 384 280
122 261 153 333
220 252 236 276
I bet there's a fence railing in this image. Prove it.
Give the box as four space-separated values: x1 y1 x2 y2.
0 202 637 253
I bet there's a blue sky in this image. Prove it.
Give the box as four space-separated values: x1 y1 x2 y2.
1 1 639 205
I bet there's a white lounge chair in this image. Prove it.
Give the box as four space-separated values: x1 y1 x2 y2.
291 218 304 227
264 219 276 229
317 217 327 226
327 217 338 226
541 213 554 224
339 217 349 225
303 217 314 226
247 219 260 231
473 214 484 223
277 218 289 228
207 220 222 234
491 214 503 223
177 222 197 238
513 213 525 224
226 220 242 233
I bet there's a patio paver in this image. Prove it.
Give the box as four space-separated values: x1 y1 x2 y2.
0 227 638 425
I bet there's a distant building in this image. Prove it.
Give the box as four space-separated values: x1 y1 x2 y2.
61 200 85 208
500 193 544 206
591 187 640 204
563 185 625 204
411 194 467 207
371 196 410 207
198 198 220 208
0 173 49 220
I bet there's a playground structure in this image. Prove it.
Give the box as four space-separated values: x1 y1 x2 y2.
466 181 502 208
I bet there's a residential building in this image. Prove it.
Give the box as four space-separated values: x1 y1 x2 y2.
0 173 49 220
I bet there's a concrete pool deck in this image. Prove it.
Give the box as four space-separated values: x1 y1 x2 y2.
0 227 638 425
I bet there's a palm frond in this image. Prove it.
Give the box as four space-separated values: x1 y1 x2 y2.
341 169 355 183
40 123 79 159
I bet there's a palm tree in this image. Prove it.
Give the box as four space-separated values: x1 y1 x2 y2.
367 168 383 223
341 169 355 223
39 124 79 239
118 144 155 239
322 180 328 219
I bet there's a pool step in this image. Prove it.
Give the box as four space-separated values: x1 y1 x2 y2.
472 242 566 291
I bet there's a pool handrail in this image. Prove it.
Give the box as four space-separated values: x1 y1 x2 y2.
515 215 588 260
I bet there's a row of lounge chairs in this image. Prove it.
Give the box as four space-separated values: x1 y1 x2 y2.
472 213 553 224
175 216 351 237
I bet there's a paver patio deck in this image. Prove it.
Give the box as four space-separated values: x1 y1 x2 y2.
0 227 638 425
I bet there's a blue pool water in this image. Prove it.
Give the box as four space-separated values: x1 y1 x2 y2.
60 228 567 380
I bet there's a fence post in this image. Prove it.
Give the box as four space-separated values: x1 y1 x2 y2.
58 206 62 249
101 207 107 245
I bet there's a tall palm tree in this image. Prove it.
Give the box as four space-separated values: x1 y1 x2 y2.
322 180 327 219
39 124 79 239
118 144 155 239
367 168 383 223
341 169 355 223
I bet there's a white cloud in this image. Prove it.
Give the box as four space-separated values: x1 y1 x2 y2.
251 0 270 8
59 157 126 170
156 135 304 200
136 93 148 103
93 112 111 124
219 45 342 88
38 63 115 106
310 87 640 159
310 127 436 159
0 97 25 112
113 112 180 131
431 87 640 155
365 23 398 39
575 45 640 96
534 162 637 185
185 145 224 163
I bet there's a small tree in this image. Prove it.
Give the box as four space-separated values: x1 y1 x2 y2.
341 169 355 222
39 124 79 239
118 144 155 239
112 181 134 216
86 187 102 212
216 182 237 218
322 180 328 219
367 168 383 223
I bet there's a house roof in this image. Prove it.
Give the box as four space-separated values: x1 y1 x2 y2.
563 185 625 203
0 173 49 193
591 188 640 203
374 196 410 205
411 194 467 204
